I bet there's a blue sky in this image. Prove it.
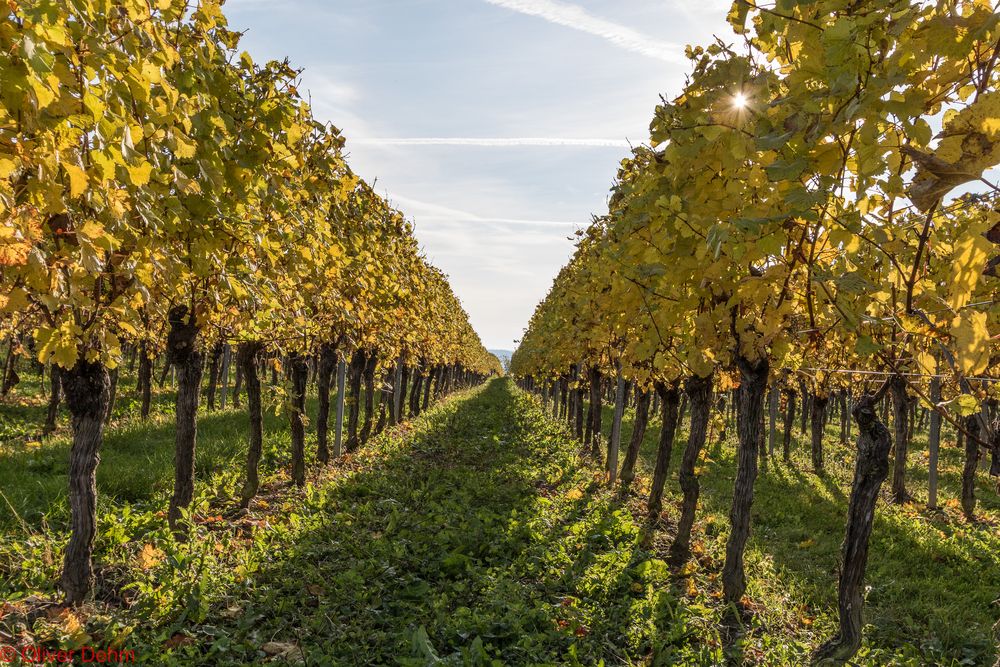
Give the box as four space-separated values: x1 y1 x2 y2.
225 0 731 349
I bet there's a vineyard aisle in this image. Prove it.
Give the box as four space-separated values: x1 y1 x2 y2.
154 376 687 665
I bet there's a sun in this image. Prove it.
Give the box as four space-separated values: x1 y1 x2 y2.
733 92 748 109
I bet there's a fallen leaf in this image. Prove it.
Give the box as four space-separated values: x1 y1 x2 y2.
261 641 303 661
136 544 164 570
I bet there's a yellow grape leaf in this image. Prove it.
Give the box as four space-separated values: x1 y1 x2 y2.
29 76 56 108
125 161 153 186
913 350 935 375
78 220 103 239
173 166 201 193
141 61 162 84
0 238 31 266
36 321 81 369
0 156 17 178
947 234 991 311
89 151 115 182
951 311 991 376
172 131 197 159
2 287 28 312
954 394 980 417
62 162 88 197
686 348 715 378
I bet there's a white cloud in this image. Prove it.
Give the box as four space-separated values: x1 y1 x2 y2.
385 192 579 348
353 137 631 148
483 0 685 63
298 71 371 136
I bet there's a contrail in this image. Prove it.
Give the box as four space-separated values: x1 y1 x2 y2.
483 0 684 63
354 137 630 148
389 194 584 227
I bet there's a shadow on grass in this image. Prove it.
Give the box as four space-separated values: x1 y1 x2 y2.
585 398 1000 663
0 387 335 528
149 379 681 665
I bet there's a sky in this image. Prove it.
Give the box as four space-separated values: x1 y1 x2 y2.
225 0 732 349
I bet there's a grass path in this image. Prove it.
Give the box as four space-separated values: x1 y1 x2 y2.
144 377 689 664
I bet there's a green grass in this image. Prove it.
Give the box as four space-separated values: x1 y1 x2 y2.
0 369 323 528
570 394 1000 665
1 377 998 665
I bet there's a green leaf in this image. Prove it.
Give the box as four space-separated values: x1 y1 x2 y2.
854 335 880 357
765 158 808 181
954 394 979 417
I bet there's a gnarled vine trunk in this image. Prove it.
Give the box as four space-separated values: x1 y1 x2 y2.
722 356 768 608
567 365 578 429
618 387 651 495
588 366 603 460
345 349 365 452
44 364 61 435
647 381 680 520
334 357 347 457
607 370 626 485
375 374 390 437
768 387 778 457
961 414 980 520
232 362 243 409
813 393 892 665
238 343 264 508
390 361 403 426
574 382 585 441
137 341 152 419
927 377 942 509
397 364 410 424
206 341 223 411
838 391 849 446
670 375 711 564
289 352 308 486
799 377 809 435
61 360 111 606
2 337 19 396
811 394 828 474
409 364 424 418
421 366 434 413
315 344 336 465
167 306 204 534
559 377 568 420
782 389 795 462
889 375 909 503
103 366 118 426
360 351 378 442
